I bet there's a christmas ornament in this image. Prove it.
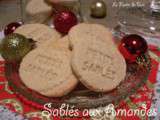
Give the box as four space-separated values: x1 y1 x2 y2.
4 22 22 36
0 33 32 61
119 34 148 62
54 10 78 34
90 0 107 18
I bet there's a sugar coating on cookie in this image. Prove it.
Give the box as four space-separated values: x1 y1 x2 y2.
14 23 61 47
19 46 78 97
70 24 126 92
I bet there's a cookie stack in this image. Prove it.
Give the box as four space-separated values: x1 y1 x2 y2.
16 23 126 97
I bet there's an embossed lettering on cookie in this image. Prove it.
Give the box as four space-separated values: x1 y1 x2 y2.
69 23 126 92
19 45 78 97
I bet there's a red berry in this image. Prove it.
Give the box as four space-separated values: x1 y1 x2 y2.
4 22 22 36
54 11 78 34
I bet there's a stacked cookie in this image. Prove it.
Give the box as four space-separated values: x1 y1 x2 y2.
17 23 126 97
69 23 126 92
25 0 53 23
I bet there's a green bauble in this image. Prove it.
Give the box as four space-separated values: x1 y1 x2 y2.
90 0 107 18
0 33 32 61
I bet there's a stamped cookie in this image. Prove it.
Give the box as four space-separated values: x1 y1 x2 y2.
71 31 126 92
19 46 78 97
26 0 52 23
68 23 114 49
14 23 61 47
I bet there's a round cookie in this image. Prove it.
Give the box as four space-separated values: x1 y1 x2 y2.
71 30 126 92
68 23 115 49
19 46 78 97
45 36 70 49
26 0 52 23
14 23 61 47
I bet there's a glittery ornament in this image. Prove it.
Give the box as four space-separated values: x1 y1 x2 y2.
1 33 32 61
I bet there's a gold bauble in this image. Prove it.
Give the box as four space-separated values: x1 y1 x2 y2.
90 0 107 18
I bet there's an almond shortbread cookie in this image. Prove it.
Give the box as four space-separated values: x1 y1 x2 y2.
26 0 52 23
45 36 70 49
14 23 61 47
68 23 114 49
19 46 78 97
71 25 126 92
